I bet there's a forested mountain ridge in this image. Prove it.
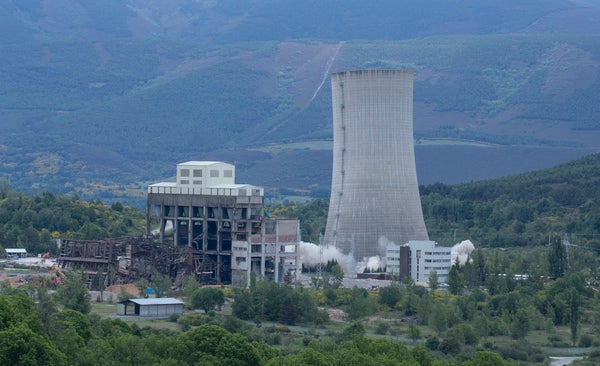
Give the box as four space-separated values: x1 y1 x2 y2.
422 153 600 248
1 1 600 205
270 153 600 250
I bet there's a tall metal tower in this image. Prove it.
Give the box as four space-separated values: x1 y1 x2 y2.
324 69 429 261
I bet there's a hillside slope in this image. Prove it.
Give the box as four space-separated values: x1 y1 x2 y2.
1 1 599 204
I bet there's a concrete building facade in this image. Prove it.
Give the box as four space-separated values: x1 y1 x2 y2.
146 161 298 286
324 69 429 262
386 240 452 285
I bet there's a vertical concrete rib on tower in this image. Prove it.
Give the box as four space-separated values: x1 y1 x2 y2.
324 69 429 261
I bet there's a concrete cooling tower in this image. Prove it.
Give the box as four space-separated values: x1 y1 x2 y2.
324 69 429 261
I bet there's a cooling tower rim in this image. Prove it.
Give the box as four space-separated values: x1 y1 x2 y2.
331 69 414 77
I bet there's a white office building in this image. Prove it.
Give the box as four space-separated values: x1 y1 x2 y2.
386 240 452 285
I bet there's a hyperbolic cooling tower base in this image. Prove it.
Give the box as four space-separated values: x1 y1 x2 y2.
324 69 429 261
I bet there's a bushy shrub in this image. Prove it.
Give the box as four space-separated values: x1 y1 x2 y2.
265 325 291 333
458 324 478 345
547 334 570 348
222 316 247 333
498 342 545 363
578 334 593 348
374 321 390 335
439 335 462 355
589 349 600 359
488 318 509 336
425 336 440 351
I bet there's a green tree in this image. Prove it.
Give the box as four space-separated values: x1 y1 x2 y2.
50 309 94 364
548 236 568 279
288 348 332 366
56 271 91 314
344 287 373 320
463 351 507 366
191 287 225 313
232 288 254 320
327 263 344 289
0 324 67 366
342 320 365 340
428 270 439 291
408 323 421 343
374 321 390 335
182 276 200 297
378 284 402 308
53 309 93 342
74 222 108 240
447 265 464 295
430 302 448 334
569 287 580 346
439 331 462 355
510 304 531 340
136 278 151 298
150 273 172 298
32 283 58 332
179 325 261 366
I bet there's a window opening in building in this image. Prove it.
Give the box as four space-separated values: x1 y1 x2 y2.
208 207 216 218
193 207 203 218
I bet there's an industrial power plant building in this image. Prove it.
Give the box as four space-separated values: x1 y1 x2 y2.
146 161 299 286
386 240 452 284
324 69 429 261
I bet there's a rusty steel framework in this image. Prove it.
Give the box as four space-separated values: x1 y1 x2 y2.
57 237 213 287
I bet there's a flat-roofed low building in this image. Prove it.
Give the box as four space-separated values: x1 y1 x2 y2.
5 248 27 258
118 297 184 317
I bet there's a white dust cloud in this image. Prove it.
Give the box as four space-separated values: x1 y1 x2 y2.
451 239 475 267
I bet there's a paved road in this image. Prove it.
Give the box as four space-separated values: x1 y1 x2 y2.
549 356 583 366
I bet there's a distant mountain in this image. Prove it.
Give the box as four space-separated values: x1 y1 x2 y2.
1 0 599 206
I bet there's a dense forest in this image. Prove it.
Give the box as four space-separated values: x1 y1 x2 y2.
0 179 145 255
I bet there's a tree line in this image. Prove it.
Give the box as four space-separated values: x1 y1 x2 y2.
269 153 600 249
0 180 145 255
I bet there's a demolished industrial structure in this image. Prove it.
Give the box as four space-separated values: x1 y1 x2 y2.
58 161 300 288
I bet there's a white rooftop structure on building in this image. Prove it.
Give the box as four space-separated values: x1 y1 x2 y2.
148 161 264 197
5 248 27 258
386 240 452 285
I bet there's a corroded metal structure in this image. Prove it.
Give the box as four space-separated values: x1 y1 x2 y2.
58 237 172 286
324 69 429 261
